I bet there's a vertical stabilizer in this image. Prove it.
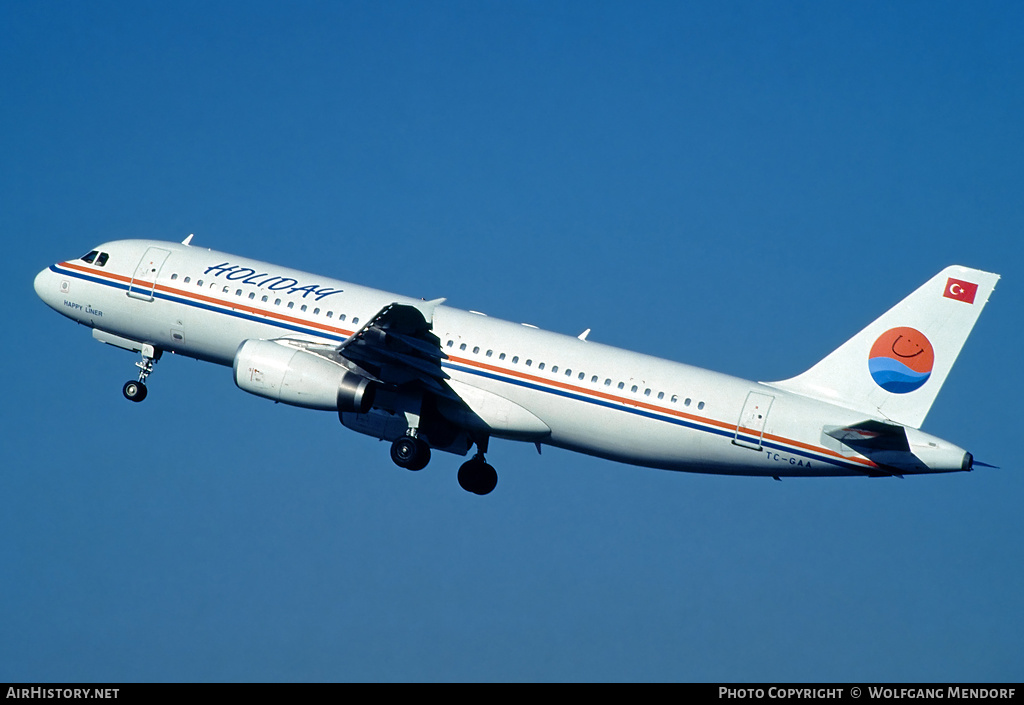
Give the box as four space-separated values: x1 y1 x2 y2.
767 265 999 428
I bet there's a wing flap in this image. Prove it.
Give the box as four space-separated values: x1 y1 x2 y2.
335 299 452 394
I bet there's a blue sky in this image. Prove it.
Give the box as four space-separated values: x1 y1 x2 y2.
3 1 1022 682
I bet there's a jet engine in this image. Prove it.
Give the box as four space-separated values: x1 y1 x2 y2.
233 339 374 412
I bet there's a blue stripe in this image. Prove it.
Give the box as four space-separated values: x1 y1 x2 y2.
444 361 857 471
54 263 348 342
60 263 861 473
52 264 130 291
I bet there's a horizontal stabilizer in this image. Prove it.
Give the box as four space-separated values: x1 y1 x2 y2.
825 420 909 452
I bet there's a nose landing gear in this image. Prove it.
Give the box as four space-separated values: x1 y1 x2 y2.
122 345 161 403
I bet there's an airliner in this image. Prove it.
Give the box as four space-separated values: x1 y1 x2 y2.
34 236 999 494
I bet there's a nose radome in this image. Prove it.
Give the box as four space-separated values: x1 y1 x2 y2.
34 267 49 300
35 266 58 307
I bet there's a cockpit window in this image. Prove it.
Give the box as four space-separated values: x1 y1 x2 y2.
79 250 110 267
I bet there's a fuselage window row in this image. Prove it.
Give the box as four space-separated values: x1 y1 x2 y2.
442 338 705 412
165 276 709 413
168 271 357 323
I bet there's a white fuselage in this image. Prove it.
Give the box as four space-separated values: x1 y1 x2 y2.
34 239 971 478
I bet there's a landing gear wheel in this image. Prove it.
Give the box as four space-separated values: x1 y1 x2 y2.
390 435 431 471
458 456 498 495
122 380 148 403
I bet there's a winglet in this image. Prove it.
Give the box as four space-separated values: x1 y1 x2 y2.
416 297 446 325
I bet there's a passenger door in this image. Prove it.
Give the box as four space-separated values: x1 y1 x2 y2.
127 247 171 301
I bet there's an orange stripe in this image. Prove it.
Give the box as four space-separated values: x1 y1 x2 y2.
60 261 356 339
447 354 877 468
61 261 877 469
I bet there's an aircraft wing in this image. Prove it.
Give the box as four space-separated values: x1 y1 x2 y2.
332 298 451 395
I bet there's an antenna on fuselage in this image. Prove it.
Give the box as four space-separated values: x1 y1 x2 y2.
182 233 194 246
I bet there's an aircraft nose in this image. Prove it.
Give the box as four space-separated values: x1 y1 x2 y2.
34 266 58 307
34 267 47 298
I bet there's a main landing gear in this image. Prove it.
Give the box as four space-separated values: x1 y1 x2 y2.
388 433 498 495
122 345 161 403
458 453 497 496
390 434 431 471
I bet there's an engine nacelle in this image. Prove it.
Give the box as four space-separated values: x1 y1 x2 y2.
233 339 374 412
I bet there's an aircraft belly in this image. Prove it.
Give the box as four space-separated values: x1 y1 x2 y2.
547 405 707 471
490 373 864 477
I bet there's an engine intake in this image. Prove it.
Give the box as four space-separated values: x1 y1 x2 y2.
233 339 374 412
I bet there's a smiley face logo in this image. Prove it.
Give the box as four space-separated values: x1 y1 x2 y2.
868 327 935 393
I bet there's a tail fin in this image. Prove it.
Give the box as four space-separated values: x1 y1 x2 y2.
768 265 999 428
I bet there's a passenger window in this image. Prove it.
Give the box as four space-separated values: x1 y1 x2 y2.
486 350 493 357
657 391 664 400
249 292 256 300
473 346 480 354
525 359 532 367
262 295 269 302
698 401 705 410
353 318 359 324
446 340 454 348
644 388 651 396
538 363 545 370
313 308 320 315
171 273 178 280
236 289 242 296
631 385 638 393
301 305 307 312
197 280 204 286
275 298 282 306
460 343 467 351
499 353 505 360
685 398 691 406
512 356 519 364
617 382 625 390
184 277 191 284
604 379 611 386
287 302 294 309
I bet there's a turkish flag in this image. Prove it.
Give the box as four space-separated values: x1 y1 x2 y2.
943 277 978 304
